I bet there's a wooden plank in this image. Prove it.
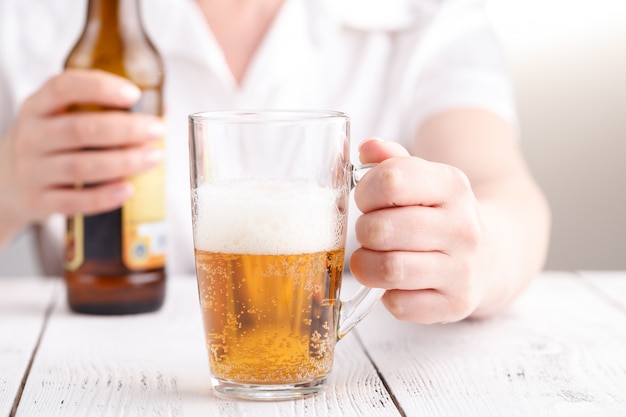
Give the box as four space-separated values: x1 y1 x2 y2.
356 271 626 416
14 277 401 417
577 270 626 313
0 278 57 416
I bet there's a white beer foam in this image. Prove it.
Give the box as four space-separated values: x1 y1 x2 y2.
193 179 343 255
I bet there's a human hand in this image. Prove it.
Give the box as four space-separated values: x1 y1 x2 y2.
350 138 485 324
0 69 164 244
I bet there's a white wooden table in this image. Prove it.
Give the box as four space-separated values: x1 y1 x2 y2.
1 271 625 416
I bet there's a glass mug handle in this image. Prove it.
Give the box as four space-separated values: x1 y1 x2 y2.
338 163 386 339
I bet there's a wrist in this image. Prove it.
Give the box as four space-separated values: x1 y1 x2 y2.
0 215 29 252
0 190 31 250
0 136 31 250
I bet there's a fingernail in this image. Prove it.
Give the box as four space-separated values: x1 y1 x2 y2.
143 147 164 165
113 182 134 200
358 137 384 151
147 121 166 140
119 84 141 102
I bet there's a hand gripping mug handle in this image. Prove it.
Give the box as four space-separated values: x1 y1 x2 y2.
337 163 386 339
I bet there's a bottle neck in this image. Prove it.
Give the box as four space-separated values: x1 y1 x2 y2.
85 0 144 40
67 0 163 88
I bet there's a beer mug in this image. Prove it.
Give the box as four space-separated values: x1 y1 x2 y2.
188 110 384 400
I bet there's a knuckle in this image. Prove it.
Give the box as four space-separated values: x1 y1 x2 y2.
446 164 473 196
378 165 405 201
391 303 431 324
448 293 474 321
124 116 144 140
14 161 32 185
11 119 36 156
383 292 411 321
467 219 482 242
21 94 39 114
90 75 109 97
444 162 466 181
456 217 482 250
390 310 413 322
382 291 428 323
378 252 403 283
9 137 31 178
56 194 81 215
444 275 478 321
456 256 474 281
122 148 144 172
359 214 392 248
69 116 97 145
89 190 111 213
47 73 71 98
12 134 30 157
23 189 41 212
58 189 107 216
66 156 91 180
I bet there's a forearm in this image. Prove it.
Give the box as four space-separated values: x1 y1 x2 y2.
0 216 27 252
0 138 30 251
471 175 551 317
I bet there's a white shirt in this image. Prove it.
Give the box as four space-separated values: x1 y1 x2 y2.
0 0 517 275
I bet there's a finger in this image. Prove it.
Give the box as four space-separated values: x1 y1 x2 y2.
21 69 141 117
350 248 454 290
355 204 480 252
350 248 478 323
30 112 164 154
358 138 410 164
36 145 164 186
355 205 448 252
34 181 134 218
354 156 472 213
381 289 475 324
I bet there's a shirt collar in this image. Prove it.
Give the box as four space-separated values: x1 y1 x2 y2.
319 0 433 32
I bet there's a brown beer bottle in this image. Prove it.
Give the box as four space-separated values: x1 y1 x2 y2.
63 0 166 314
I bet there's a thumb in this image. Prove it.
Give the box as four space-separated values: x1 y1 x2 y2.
358 137 410 164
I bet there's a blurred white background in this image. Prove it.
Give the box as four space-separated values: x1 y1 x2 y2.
487 0 626 269
1 0 625 276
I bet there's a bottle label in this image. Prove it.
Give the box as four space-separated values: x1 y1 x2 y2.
64 139 166 272
65 214 85 271
122 138 166 270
